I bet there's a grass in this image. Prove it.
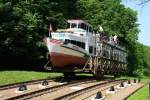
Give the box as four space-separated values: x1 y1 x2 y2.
1 71 149 100
0 70 149 87
0 71 93 86
117 75 150 100
0 71 149 100
0 71 63 86
128 84 149 100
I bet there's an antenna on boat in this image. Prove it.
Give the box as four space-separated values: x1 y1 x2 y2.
48 24 53 38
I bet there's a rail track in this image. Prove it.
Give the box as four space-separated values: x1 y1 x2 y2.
0 76 85 91
29 80 108 100
73 79 128 100
0 77 97 100
0 78 62 100
0 78 57 91
28 79 126 100
0 78 130 100
54 79 126 100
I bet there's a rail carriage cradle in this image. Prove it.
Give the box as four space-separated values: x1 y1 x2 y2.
44 19 127 78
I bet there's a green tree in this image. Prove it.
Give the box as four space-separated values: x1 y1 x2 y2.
77 0 139 75
77 0 139 41
1 0 148 76
0 0 67 66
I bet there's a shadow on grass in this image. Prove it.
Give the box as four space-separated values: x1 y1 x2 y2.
47 73 117 82
0 65 46 72
0 56 48 72
49 75 95 82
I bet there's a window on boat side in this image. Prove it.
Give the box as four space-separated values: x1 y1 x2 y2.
89 46 93 53
76 41 85 49
81 42 85 49
71 40 76 45
89 27 92 32
64 39 85 49
77 41 81 48
64 39 70 44
94 47 96 55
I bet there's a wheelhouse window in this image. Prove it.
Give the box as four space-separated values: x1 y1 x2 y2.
89 46 93 53
71 23 77 28
78 23 87 31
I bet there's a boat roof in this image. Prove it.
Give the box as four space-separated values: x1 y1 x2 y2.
67 19 91 27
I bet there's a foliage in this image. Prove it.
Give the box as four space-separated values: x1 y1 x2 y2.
0 71 62 85
129 42 150 76
76 0 143 75
76 0 139 41
0 0 67 66
142 45 150 76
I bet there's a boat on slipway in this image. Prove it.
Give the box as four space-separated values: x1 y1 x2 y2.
44 20 96 70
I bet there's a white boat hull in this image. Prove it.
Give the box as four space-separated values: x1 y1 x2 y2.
45 38 88 68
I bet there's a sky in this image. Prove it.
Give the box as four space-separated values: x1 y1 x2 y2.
122 0 150 46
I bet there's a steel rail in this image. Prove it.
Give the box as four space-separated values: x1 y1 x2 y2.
0 78 56 91
5 79 97 100
54 79 127 100
81 80 126 100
